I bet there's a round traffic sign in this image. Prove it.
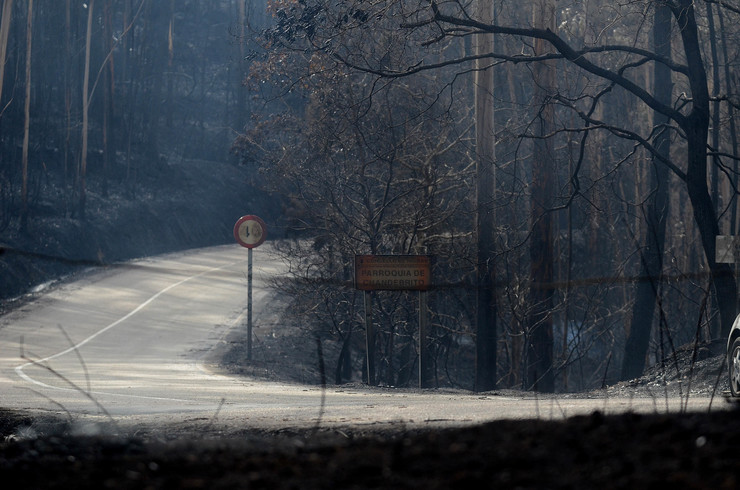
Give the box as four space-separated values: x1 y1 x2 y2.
233 215 267 249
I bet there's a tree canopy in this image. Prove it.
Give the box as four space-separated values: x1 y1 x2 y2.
240 0 740 391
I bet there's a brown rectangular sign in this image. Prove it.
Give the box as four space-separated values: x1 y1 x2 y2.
354 255 431 291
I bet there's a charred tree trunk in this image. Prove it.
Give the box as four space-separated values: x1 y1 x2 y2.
620 3 672 382
102 0 114 198
165 0 174 129
20 0 32 231
671 1 737 340
526 0 556 393
0 0 13 107
79 0 94 219
238 1 248 129
64 0 73 207
474 0 497 392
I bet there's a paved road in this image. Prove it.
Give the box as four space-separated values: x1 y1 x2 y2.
0 245 731 433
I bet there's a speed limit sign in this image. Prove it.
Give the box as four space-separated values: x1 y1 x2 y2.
233 214 267 361
233 215 267 249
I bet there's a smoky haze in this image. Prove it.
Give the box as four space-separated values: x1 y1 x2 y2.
1 0 738 395
0 1 274 300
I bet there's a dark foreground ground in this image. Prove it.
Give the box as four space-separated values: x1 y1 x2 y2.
1 404 739 489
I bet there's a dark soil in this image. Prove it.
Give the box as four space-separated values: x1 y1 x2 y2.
1 405 739 489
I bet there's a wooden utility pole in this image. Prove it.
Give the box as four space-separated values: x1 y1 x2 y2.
474 0 497 392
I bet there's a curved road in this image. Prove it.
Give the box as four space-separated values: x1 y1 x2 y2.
0 245 730 433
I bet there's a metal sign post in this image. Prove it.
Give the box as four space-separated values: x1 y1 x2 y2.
418 289 429 389
234 215 267 361
364 290 375 386
248 247 253 359
355 255 432 387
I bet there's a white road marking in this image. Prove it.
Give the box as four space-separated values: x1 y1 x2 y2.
14 259 241 402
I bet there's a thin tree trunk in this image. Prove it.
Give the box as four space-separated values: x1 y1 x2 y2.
166 0 174 128
0 0 13 110
64 0 72 209
102 0 114 197
236 0 247 132
474 0 497 392
80 0 95 219
707 2 724 339
20 0 32 231
707 3 721 221
620 3 672 382
526 0 556 393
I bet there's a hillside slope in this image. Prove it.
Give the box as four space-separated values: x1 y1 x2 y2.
0 159 272 305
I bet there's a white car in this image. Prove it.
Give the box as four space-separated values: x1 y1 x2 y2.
728 315 740 396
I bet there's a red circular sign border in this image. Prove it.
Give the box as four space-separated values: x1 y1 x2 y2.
233 215 267 249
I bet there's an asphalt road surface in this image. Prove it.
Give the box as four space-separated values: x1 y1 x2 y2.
0 245 730 434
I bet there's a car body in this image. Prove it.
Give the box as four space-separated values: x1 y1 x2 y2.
727 315 740 396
